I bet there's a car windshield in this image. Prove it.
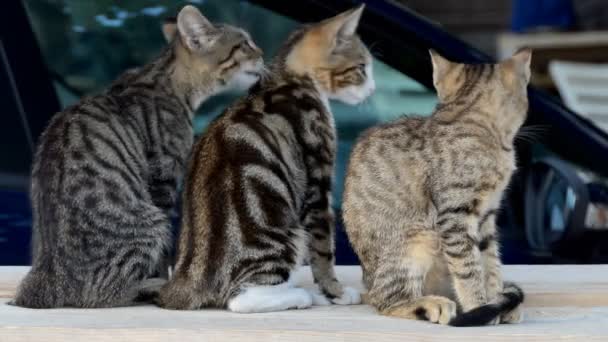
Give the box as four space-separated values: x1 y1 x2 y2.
23 0 438 207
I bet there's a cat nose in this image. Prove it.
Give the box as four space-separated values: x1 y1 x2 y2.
247 40 263 56
253 44 263 56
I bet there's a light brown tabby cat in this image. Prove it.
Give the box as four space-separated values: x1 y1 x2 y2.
342 49 532 326
158 5 375 312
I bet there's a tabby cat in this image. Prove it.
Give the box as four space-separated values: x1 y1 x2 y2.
13 5 263 308
158 5 375 312
342 49 532 326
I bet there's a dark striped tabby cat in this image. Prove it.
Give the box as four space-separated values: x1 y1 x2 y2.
342 49 532 326
158 5 375 312
13 5 263 308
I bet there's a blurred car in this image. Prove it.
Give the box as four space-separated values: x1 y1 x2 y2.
2 0 608 265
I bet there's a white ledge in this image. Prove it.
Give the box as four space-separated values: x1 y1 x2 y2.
1 265 608 341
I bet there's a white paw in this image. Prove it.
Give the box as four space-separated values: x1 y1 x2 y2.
331 286 361 305
227 285 312 313
308 288 332 306
291 288 314 309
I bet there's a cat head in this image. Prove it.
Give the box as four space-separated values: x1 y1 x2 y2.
165 6 264 106
278 5 375 105
430 49 532 128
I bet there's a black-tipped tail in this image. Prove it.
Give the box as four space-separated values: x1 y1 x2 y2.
449 282 524 327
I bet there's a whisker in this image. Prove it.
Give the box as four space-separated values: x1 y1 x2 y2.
368 41 384 59
371 49 384 59
258 65 274 83
515 133 541 143
516 124 550 143
520 124 550 132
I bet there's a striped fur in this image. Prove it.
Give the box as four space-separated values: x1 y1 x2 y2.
158 5 374 312
13 5 263 308
342 49 532 325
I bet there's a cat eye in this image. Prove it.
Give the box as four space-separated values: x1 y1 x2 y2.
241 41 257 52
358 63 367 75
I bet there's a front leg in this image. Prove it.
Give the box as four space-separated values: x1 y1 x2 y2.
479 210 503 302
437 212 487 312
303 189 360 305
479 210 523 324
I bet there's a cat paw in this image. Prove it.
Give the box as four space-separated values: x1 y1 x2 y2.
413 296 457 325
307 288 332 306
501 305 524 324
227 286 313 313
331 286 361 305
290 288 314 310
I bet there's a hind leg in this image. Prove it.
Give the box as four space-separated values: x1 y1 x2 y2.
86 205 171 307
303 194 360 306
157 275 204 310
367 229 457 325
227 239 314 313
11 264 64 308
227 282 313 313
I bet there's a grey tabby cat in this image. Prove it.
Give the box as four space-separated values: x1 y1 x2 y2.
342 49 532 326
13 5 263 308
158 5 375 312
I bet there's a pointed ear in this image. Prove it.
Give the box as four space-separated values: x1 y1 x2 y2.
336 4 365 37
429 49 454 87
177 5 216 51
511 48 532 83
162 17 177 43
316 4 365 49
500 48 532 86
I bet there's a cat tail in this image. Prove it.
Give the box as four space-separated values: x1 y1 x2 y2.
448 282 524 327
11 268 60 308
134 288 160 304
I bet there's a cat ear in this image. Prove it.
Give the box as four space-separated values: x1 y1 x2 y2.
511 48 532 83
318 4 365 48
500 48 532 85
429 49 454 88
336 4 365 37
177 5 216 51
162 17 177 43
